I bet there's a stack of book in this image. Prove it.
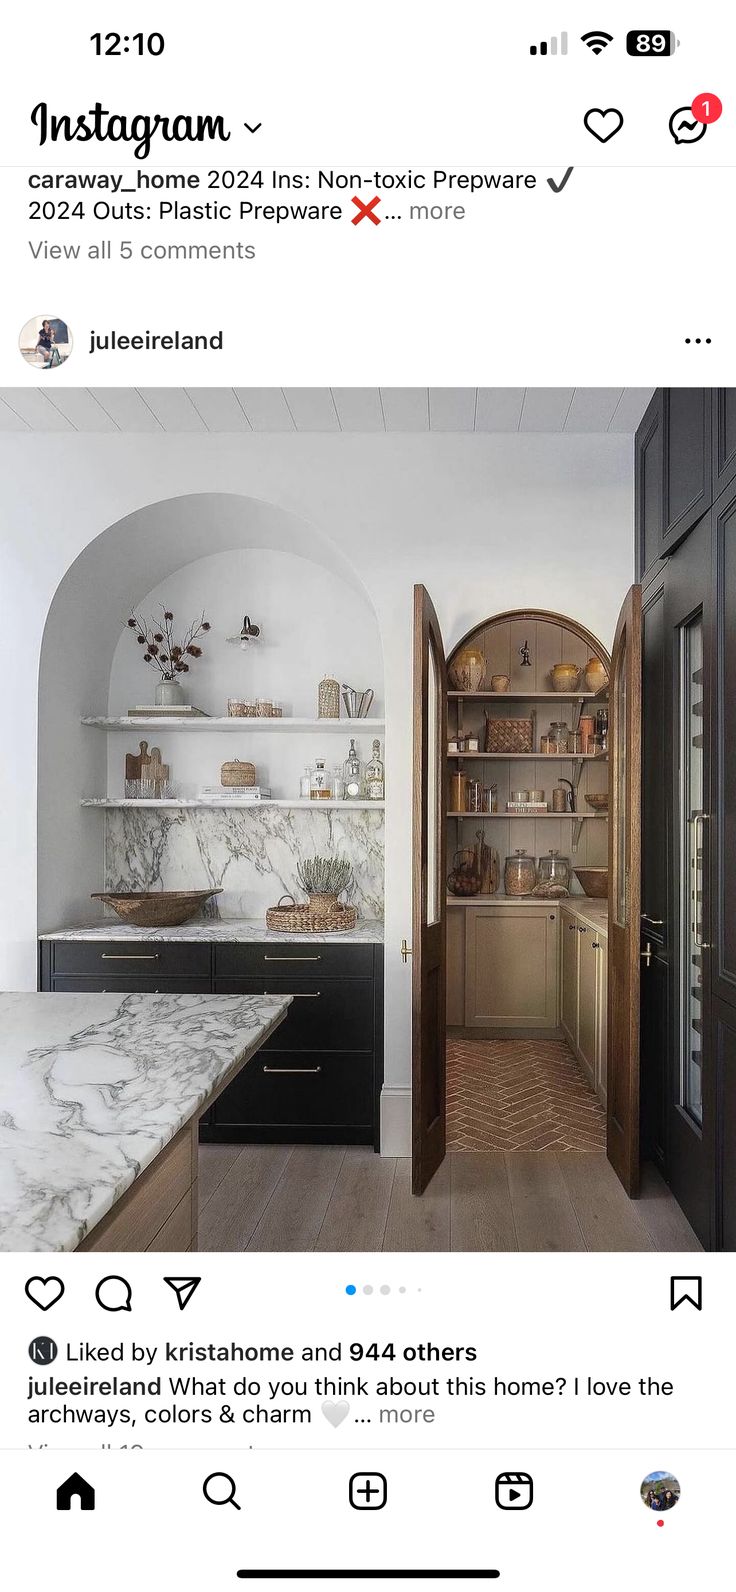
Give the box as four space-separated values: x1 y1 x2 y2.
200 786 271 802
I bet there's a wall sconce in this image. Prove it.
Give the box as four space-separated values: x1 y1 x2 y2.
519 638 532 668
227 614 261 650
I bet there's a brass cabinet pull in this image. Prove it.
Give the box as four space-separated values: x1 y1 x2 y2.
100 953 160 961
263 1065 322 1075
264 991 321 999
592 941 601 949
568 923 577 932
264 954 321 962
401 939 413 962
578 926 588 933
641 941 653 968
641 914 664 926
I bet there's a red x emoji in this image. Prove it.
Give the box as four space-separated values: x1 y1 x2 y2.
351 194 381 226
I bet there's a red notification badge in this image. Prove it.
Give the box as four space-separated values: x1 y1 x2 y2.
691 92 722 124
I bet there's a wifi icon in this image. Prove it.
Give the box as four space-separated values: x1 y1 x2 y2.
581 30 614 54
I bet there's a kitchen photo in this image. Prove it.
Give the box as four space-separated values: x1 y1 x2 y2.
0 385 733 1255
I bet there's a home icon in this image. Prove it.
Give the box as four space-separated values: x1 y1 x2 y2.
56 1472 95 1511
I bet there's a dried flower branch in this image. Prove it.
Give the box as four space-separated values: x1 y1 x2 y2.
128 606 211 680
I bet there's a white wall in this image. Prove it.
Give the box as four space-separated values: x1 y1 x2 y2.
107 546 384 799
0 427 634 1151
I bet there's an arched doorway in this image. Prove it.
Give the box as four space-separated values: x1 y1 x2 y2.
444 608 611 1160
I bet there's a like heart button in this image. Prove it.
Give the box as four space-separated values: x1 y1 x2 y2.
25 1276 65 1311
584 107 624 143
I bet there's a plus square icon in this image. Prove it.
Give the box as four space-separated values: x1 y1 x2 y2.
349 1472 388 1510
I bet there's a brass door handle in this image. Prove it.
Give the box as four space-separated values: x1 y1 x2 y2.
401 940 413 962
101 953 159 961
264 955 321 962
262 1065 322 1075
641 914 664 926
641 941 653 967
264 991 321 999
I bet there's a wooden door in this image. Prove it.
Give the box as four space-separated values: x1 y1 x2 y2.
561 910 580 1049
412 585 448 1193
664 513 714 1247
607 585 643 1195
577 926 598 1090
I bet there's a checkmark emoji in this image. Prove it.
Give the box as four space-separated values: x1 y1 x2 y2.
547 167 574 194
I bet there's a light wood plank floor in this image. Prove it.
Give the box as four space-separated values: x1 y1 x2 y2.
198 1146 702 1253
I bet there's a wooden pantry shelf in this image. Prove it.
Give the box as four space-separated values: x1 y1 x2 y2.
447 691 606 701
81 798 385 811
82 716 385 732
447 811 607 819
447 752 608 761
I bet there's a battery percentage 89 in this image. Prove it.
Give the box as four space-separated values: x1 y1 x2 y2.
626 30 679 55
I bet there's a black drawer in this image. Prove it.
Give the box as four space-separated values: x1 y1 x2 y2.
52 975 212 994
51 941 212 979
211 1050 374 1129
214 942 374 978
214 976 373 1051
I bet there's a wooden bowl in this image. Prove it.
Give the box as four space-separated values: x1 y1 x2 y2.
585 793 609 812
573 868 608 899
91 889 222 927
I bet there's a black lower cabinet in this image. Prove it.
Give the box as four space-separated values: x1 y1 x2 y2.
39 937 383 1149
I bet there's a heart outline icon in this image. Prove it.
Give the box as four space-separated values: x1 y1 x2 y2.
321 1399 350 1428
25 1276 65 1311
584 107 624 143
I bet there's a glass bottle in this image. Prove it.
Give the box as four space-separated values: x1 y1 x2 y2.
310 759 332 800
332 766 345 801
299 766 312 800
343 738 363 799
366 739 385 801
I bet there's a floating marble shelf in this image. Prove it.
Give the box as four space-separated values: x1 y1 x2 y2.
81 798 386 810
82 716 386 732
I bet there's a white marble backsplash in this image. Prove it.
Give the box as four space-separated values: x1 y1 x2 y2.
104 805 385 920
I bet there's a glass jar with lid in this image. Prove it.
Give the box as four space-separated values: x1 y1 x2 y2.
504 849 537 897
548 721 570 753
537 849 571 890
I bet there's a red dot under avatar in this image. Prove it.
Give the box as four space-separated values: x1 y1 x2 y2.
691 92 723 124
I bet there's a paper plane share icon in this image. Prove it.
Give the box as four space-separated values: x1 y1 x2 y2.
164 1276 202 1311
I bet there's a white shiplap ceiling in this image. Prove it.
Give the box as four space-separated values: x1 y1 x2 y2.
0 387 654 436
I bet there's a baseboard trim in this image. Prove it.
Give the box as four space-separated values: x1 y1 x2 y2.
447 1026 563 1041
380 1087 411 1157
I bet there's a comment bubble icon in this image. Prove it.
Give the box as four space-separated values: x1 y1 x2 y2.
95 1275 133 1312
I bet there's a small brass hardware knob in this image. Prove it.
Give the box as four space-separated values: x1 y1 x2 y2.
400 939 413 963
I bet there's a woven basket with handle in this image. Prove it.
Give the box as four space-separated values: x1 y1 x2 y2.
221 759 256 787
265 894 358 934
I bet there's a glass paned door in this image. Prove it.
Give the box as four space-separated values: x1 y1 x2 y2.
679 614 705 1126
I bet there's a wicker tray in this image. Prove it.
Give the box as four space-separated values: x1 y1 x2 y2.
265 894 358 934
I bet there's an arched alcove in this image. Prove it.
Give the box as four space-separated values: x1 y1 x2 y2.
38 492 384 931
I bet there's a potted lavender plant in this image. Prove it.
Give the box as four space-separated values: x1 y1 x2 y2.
127 606 211 708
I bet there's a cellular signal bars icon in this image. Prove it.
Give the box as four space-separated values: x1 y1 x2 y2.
530 32 568 56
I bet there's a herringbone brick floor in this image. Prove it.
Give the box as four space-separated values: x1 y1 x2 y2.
446 1036 606 1152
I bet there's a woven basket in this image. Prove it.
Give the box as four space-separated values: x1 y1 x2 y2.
266 894 358 934
484 714 534 754
221 759 256 787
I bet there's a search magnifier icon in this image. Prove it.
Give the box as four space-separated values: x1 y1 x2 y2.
203 1472 241 1510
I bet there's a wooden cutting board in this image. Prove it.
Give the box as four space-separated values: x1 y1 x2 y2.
125 740 151 781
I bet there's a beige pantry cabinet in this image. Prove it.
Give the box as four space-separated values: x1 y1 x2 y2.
448 903 560 1032
560 902 608 1102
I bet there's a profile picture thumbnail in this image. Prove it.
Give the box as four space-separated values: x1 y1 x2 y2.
641 1471 681 1512
19 316 72 370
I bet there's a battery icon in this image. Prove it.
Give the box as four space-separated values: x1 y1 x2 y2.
626 30 680 55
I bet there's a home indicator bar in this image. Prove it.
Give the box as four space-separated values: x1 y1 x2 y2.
236 1574 501 1582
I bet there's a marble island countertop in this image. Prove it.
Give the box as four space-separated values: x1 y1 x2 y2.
40 917 385 944
0 990 291 1253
